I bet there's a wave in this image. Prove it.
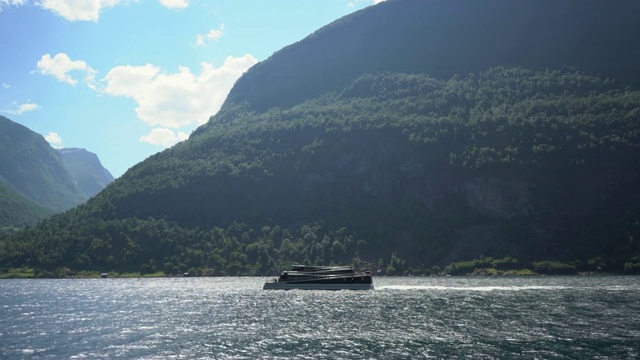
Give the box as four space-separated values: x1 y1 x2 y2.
376 285 568 291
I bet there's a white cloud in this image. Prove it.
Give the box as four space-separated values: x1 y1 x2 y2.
2 101 40 115
45 131 63 146
36 53 97 88
103 54 258 129
348 0 384 7
39 0 120 22
1 0 27 5
159 0 188 9
16 102 40 114
35 52 257 148
1 83 10 88
195 23 224 47
140 128 188 147
0 0 27 11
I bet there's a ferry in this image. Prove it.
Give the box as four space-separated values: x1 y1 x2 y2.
263 265 374 290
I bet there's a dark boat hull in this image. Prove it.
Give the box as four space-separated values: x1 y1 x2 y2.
263 282 373 290
263 265 374 290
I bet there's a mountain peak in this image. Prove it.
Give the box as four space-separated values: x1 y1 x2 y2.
222 0 640 114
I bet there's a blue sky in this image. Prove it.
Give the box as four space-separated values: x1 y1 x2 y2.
0 0 383 178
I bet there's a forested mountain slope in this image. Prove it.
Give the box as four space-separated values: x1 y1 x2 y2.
219 0 640 115
0 116 87 213
2 0 640 275
0 180 52 229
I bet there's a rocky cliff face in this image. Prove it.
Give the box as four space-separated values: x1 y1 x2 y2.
464 177 533 219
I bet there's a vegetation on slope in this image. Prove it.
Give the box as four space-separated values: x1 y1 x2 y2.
2 68 639 276
3 0 640 277
226 0 640 112
0 116 87 213
0 180 52 229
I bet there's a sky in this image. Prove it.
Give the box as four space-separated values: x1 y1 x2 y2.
0 0 384 178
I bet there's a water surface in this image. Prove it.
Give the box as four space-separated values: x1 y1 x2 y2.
1 276 639 359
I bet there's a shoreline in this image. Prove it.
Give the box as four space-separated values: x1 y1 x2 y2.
0 269 627 279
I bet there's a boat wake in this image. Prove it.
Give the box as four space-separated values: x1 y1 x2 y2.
376 285 568 291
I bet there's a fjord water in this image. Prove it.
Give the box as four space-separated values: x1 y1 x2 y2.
1 277 639 359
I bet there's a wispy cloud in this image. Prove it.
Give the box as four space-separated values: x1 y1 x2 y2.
39 0 121 22
16 102 40 114
36 53 98 89
158 0 188 9
140 128 188 147
348 0 384 8
195 23 225 47
37 0 187 21
1 83 10 89
0 0 27 12
45 131 63 146
2 101 40 115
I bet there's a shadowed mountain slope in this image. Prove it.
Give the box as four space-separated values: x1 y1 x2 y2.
217 0 640 116
0 179 52 228
3 0 640 275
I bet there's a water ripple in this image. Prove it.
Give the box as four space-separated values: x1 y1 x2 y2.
1 276 639 359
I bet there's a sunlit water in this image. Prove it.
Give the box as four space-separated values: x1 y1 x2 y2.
1 276 639 359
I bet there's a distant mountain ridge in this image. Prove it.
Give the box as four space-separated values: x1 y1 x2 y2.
0 115 86 213
58 148 114 199
0 116 113 227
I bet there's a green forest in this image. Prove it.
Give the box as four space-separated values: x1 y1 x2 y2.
0 181 52 232
2 68 639 277
0 116 88 218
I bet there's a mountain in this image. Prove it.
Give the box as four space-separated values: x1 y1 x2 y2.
0 115 88 215
58 148 115 199
3 0 640 276
219 0 640 115
0 179 52 229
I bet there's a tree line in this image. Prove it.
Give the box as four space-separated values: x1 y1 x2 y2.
1 68 639 276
